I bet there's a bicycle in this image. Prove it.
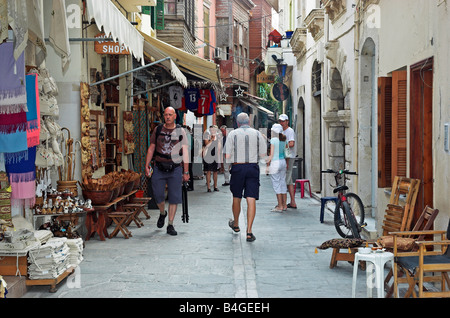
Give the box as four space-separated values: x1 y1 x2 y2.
321 169 366 239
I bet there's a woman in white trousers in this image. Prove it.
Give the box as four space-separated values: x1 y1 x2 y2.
266 124 287 212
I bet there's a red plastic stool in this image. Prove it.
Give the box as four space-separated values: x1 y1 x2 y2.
294 179 311 198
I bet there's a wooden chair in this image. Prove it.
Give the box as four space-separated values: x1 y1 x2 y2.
382 206 440 297
329 176 420 269
382 176 421 236
392 219 450 298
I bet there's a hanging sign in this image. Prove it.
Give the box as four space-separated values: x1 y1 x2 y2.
94 33 130 55
257 71 275 84
271 83 290 102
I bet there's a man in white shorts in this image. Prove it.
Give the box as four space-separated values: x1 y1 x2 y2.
279 114 297 209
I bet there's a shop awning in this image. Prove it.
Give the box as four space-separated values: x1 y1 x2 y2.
85 0 144 64
115 0 156 12
139 31 222 87
141 36 188 87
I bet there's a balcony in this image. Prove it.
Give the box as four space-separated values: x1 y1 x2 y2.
290 28 307 61
322 0 346 23
304 9 325 42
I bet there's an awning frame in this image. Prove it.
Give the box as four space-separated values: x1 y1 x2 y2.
89 57 170 87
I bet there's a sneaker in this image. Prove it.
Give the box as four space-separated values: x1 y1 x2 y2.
167 224 177 236
157 211 167 228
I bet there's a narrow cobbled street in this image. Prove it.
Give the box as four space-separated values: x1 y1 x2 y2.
22 173 372 299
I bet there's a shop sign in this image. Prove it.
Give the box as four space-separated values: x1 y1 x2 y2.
218 104 232 116
94 33 130 55
257 71 275 83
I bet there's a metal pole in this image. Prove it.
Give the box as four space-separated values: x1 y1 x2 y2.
132 80 178 97
89 57 171 87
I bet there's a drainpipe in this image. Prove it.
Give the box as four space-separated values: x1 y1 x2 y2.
353 1 361 196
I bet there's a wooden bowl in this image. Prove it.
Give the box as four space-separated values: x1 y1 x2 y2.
132 177 141 190
82 190 113 205
123 181 135 194
110 187 120 201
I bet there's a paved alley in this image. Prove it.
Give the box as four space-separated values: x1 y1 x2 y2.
22 172 377 300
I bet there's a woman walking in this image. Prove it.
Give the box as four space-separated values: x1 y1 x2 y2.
266 124 288 212
203 125 221 192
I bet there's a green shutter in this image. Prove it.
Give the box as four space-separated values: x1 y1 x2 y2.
155 0 165 30
141 6 151 15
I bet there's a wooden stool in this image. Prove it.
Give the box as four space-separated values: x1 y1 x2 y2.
130 197 151 219
123 203 145 227
294 179 311 198
107 211 133 239
320 197 338 223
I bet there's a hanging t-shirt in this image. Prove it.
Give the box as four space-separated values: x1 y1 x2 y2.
207 90 217 115
169 85 184 110
184 87 200 111
198 89 212 115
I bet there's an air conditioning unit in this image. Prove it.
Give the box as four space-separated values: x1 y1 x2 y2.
264 47 283 75
214 48 223 60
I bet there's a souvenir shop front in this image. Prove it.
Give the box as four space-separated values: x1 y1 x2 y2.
0 0 149 296
0 0 222 297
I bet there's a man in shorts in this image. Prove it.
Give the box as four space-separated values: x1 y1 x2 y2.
145 107 190 235
278 114 297 209
224 113 267 242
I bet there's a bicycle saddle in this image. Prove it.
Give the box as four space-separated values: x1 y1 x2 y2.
333 185 348 193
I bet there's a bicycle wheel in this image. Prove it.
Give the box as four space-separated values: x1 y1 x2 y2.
334 193 365 238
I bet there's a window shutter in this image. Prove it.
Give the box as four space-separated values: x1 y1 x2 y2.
378 76 392 188
391 70 408 180
155 0 165 30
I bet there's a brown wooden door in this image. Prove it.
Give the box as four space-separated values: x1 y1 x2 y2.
377 76 392 188
410 58 433 221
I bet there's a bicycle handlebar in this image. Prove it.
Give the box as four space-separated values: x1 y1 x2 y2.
321 169 357 175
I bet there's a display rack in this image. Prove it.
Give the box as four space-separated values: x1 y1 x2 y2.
104 103 122 173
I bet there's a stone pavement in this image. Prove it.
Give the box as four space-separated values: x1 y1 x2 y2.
22 172 383 299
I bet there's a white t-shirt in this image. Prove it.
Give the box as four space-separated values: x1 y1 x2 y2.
283 127 296 158
169 86 184 109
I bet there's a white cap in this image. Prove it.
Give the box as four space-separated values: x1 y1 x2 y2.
278 114 289 121
271 124 283 134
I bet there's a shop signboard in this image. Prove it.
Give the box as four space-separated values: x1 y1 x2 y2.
257 71 275 84
94 33 130 55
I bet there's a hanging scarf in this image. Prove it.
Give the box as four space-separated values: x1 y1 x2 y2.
0 0 7 44
7 0 28 60
0 42 27 114
0 129 28 161
25 73 40 147
4 146 36 208
0 110 27 134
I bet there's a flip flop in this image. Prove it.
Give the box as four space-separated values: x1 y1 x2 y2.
270 208 283 212
287 203 297 209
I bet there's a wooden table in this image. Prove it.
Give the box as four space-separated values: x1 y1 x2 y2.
85 190 137 241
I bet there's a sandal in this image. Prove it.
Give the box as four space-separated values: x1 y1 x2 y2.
270 207 283 212
228 219 240 233
246 233 256 242
287 203 297 209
